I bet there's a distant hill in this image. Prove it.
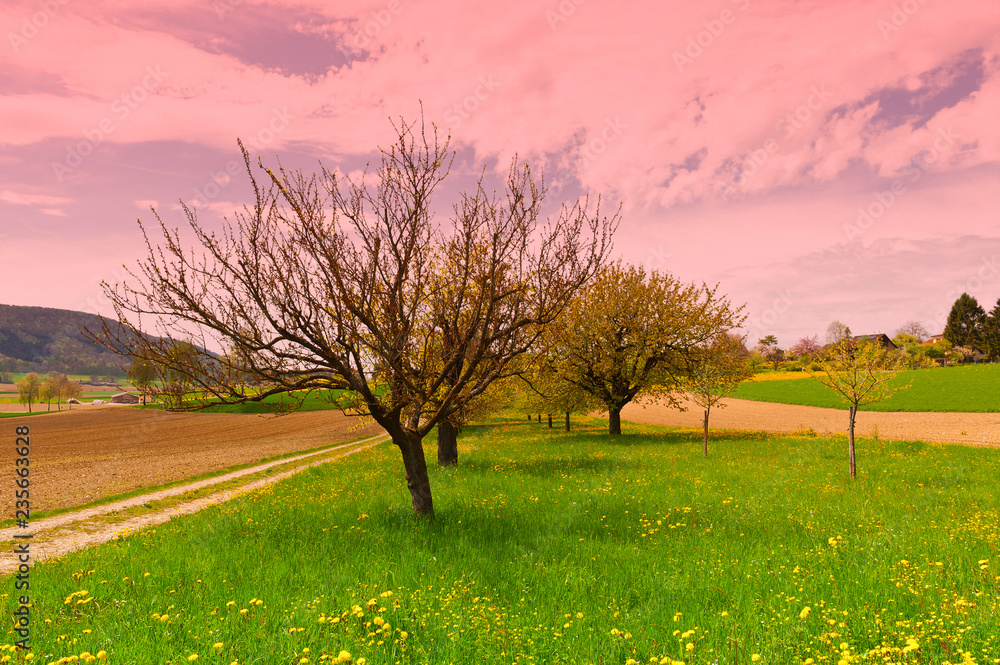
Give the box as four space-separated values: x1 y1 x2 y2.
0 304 132 376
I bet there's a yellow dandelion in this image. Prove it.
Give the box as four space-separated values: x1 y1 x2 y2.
751 655 762 662
213 643 223 650
188 656 199 662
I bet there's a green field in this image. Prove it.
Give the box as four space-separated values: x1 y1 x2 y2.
734 363 1000 412
3 417 998 664
139 388 354 414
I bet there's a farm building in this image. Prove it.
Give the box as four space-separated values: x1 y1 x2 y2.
110 392 140 405
852 333 897 350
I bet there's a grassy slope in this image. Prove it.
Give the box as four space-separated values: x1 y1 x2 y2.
2 417 998 664
733 363 1000 412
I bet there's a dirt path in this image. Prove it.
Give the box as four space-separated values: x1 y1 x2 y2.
2 407 383 515
621 397 1000 447
0 434 389 574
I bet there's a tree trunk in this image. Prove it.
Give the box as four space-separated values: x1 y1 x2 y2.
703 407 710 458
547 413 552 428
847 405 857 479
609 406 622 435
527 414 531 421
437 420 458 467
565 411 570 432
397 433 434 515
537 413 541 423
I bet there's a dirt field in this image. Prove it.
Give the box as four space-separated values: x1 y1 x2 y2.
621 396 1000 447
3 406 383 516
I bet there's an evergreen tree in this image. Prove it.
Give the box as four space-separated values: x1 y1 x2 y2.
981 298 1000 362
943 293 985 353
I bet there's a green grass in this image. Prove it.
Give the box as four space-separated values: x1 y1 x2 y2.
137 388 354 414
2 417 998 664
734 363 1000 412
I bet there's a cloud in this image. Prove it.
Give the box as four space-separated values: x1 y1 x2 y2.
0 190 73 206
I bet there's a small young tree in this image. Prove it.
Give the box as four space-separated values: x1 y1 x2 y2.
809 339 907 479
683 332 753 457
16 373 41 413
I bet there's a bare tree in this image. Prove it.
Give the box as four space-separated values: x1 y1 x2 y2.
86 117 617 516
825 320 851 345
894 320 929 342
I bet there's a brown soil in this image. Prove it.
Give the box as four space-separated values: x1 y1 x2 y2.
3 406 383 517
0 436 388 575
621 396 1000 447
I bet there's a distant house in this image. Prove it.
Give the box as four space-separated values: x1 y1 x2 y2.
922 333 945 345
110 392 140 405
851 334 897 350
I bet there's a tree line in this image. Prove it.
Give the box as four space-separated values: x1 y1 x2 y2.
14 372 84 412
86 116 897 516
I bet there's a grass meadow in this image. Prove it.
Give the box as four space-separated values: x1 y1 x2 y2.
2 417 999 664
734 364 1000 412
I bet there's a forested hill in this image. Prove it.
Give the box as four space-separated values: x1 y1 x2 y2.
0 304 129 376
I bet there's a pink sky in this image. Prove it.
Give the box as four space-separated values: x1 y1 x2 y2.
2 0 999 347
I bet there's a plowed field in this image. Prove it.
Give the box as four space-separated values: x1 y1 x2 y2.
3 406 383 515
